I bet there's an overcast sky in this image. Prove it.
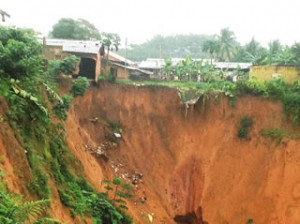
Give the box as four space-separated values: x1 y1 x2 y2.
2 0 300 47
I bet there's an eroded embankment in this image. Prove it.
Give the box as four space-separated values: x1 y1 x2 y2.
2 82 300 224
69 83 300 224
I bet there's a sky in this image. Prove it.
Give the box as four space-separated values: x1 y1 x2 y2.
2 0 300 47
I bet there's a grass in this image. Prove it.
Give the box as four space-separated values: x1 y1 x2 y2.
260 128 300 142
116 79 209 89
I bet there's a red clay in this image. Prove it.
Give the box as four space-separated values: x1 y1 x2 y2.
2 83 300 223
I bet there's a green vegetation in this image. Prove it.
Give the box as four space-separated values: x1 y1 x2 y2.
45 55 79 78
49 18 121 62
0 26 133 223
70 77 90 97
118 77 300 127
98 70 116 83
102 176 134 210
0 177 60 223
106 120 122 133
237 116 253 138
282 92 300 126
246 218 254 224
259 128 287 142
59 55 79 75
260 128 300 142
53 94 73 120
0 27 42 78
119 28 300 66
49 18 101 40
118 34 211 60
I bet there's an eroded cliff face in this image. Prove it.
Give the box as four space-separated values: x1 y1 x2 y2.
69 83 300 224
2 83 300 224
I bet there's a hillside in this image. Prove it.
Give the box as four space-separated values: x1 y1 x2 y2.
2 81 300 223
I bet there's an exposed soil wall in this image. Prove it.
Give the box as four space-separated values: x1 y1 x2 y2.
2 83 300 223
70 83 300 224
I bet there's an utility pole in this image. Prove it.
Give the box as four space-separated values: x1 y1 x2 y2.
125 37 128 74
0 9 10 22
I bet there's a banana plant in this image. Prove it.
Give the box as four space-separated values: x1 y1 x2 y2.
10 79 48 116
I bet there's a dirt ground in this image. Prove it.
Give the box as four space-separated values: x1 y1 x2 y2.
2 83 300 223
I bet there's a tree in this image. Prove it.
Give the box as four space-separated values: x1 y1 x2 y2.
245 37 262 57
233 38 268 63
291 42 300 65
100 32 121 77
202 38 220 64
117 34 210 61
50 18 100 40
163 57 173 80
0 27 42 78
274 46 296 65
101 32 121 57
73 18 101 40
217 28 238 61
268 39 282 64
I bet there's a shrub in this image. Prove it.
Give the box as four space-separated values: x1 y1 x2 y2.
236 78 267 96
59 55 79 75
70 77 89 97
265 78 288 99
98 70 116 82
260 128 287 138
237 116 253 138
53 94 72 120
0 27 42 79
282 92 300 126
0 180 60 223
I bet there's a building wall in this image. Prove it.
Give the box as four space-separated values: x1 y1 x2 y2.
42 45 69 60
250 65 300 83
117 66 129 79
108 65 130 79
95 54 101 81
42 45 101 82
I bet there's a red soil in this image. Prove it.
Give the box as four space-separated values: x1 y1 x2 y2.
2 83 300 224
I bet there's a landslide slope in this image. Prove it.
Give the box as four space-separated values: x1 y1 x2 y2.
2 82 300 224
69 83 300 224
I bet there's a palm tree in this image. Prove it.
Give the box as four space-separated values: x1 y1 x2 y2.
202 38 220 64
100 33 121 76
101 33 121 58
268 39 282 64
240 37 267 64
274 46 296 65
217 28 237 61
245 37 261 57
291 42 300 65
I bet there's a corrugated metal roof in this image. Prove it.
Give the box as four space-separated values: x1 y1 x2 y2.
138 59 165 69
110 62 153 75
63 45 100 54
139 58 252 70
214 62 252 70
41 38 101 55
108 51 135 66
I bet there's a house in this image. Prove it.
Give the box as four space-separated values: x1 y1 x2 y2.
41 38 151 81
138 58 251 79
41 38 102 81
138 58 165 78
250 65 300 83
214 62 252 71
105 51 152 80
